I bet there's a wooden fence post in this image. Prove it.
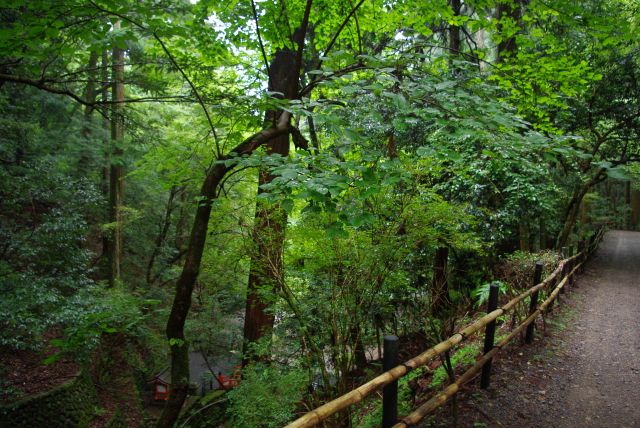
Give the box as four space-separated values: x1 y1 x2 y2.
525 262 543 344
382 335 399 428
480 283 500 389
560 247 568 294
569 246 575 286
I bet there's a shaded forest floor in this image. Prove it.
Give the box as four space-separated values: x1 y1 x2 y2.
0 330 79 403
425 230 640 428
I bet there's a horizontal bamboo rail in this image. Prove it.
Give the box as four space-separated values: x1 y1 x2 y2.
394 265 577 427
286 229 604 428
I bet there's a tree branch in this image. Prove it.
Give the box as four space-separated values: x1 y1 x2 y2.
0 73 93 107
322 0 366 61
251 0 271 77
295 0 314 75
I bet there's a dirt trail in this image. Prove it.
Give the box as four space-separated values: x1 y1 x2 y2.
430 230 640 428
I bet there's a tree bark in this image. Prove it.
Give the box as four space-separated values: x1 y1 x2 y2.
242 48 298 364
79 51 98 170
519 221 529 251
157 113 294 428
107 26 125 288
147 186 178 285
449 0 461 58
159 3 312 424
538 216 546 250
475 28 487 71
100 50 110 275
496 1 527 62
431 246 449 316
557 171 606 248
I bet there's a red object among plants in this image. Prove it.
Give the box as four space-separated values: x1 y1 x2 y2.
154 378 170 401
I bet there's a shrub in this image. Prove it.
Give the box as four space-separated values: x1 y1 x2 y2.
226 363 307 428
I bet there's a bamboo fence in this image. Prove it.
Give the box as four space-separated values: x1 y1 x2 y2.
286 229 604 428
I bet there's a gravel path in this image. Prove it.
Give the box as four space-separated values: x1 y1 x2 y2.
429 230 640 428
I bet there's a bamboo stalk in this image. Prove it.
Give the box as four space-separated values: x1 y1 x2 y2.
287 242 598 428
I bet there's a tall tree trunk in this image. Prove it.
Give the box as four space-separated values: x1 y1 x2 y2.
496 1 527 62
519 221 529 251
431 4 461 319
158 4 311 424
147 186 178 285
557 188 585 249
101 50 110 274
157 116 293 428
475 28 487 71
175 188 189 252
579 198 590 227
449 0 461 58
539 216 546 250
107 26 125 288
431 246 449 316
80 51 98 170
242 48 298 364
557 171 605 248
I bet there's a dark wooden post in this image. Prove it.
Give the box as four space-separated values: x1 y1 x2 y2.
481 283 500 389
579 240 586 272
525 262 543 344
568 245 575 286
382 335 399 428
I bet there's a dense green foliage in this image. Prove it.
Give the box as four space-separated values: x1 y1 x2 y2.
0 0 639 426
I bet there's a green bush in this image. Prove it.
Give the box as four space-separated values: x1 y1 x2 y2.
0 164 100 350
226 363 307 428
494 250 560 293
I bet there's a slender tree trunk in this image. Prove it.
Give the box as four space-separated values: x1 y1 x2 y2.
449 0 461 58
579 197 590 227
431 246 449 316
107 24 125 288
80 51 98 170
175 188 189 252
243 48 298 365
147 186 178 285
476 28 487 71
557 171 605 248
430 1 460 319
519 221 529 251
100 50 110 274
350 292 367 371
557 188 584 249
307 115 320 154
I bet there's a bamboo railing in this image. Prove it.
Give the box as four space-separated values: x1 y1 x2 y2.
286 229 604 428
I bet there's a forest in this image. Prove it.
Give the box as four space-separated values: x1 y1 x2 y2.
1 0 639 427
